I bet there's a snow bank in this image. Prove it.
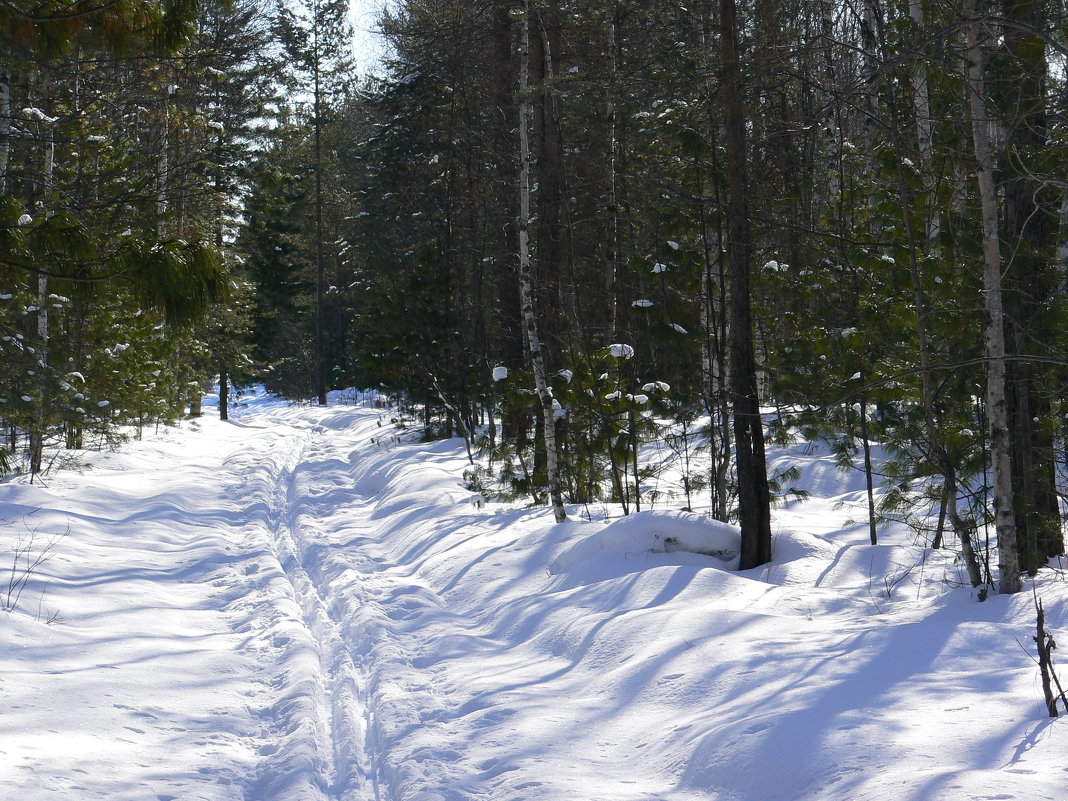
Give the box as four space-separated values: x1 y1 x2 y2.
551 510 740 584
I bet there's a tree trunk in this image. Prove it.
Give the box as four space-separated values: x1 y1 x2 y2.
965 0 1020 594
157 82 169 238
531 2 566 367
0 65 10 195
859 392 877 545
1000 0 1061 569
519 1 566 524
720 0 772 568
219 363 229 421
30 114 56 478
313 0 328 407
605 6 622 339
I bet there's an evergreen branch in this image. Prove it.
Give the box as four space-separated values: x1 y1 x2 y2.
0 0 124 23
0 253 127 281
817 355 1068 410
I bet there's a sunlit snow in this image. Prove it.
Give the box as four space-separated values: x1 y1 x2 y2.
1 391 1065 801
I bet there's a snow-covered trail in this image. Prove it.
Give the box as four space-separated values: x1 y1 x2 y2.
3 395 1068 801
218 406 375 801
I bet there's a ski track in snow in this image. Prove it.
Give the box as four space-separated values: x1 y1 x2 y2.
219 408 380 801
3 395 1068 801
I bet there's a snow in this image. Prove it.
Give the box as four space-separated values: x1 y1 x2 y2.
491 366 508 382
551 510 740 578
608 343 635 359
21 107 56 124
2 393 1067 801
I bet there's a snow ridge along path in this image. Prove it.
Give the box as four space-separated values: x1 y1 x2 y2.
2 393 1068 801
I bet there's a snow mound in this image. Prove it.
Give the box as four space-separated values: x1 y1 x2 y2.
551 510 740 584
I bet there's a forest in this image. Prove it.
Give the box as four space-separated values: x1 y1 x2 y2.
3 0 1068 595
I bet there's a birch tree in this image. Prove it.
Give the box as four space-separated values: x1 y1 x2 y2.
518 0 566 524
965 0 1020 594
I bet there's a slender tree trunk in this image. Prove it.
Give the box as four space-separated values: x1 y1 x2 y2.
519 2 565 524
189 389 203 418
531 3 566 368
965 0 1020 594
492 0 525 445
864 0 983 579
629 407 640 512
908 0 940 245
157 84 169 238
30 115 56 478
932 481 948 549
859 391 877 545
1000 0 1061 569
219 363 229 421
313 1 328 406
697 14 732 523
946 469 984 587
0 65 10 195
720 0 772 568
909 0 934 160
605 5 622 339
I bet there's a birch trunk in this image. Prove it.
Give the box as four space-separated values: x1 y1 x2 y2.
157 98 169 238
518 2 565 524
29 115 56 477
314 0 328 406
964 1 1020 594
909 0 940 244
0 67 10 195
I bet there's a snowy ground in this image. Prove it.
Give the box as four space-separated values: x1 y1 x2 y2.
2 391 1067 801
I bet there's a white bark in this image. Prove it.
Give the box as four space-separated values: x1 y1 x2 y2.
0 69 10 196
38 121 54 361
909 0 934 167
518 2 566 524
909 0 940 244
964 0 1020 594
157 98 169 237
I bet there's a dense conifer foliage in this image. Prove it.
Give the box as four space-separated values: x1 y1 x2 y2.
1 0 268 473
6 0 1068 586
